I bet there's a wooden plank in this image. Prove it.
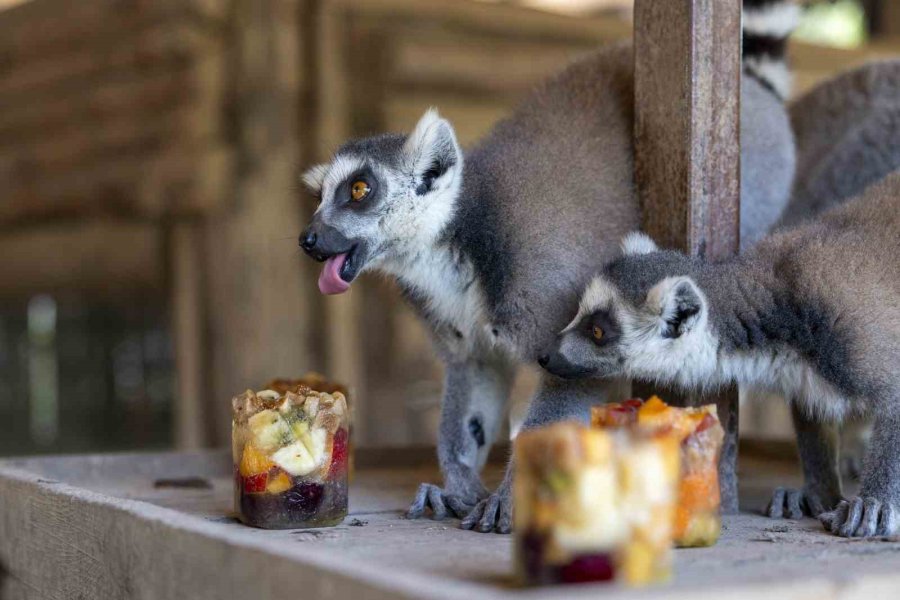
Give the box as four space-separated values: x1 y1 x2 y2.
0 220 162 302
0 145 234 223
0 23 219 103
170 222 209 450
339 0 631 45
633 0 741 513
0 38 224 142
0 0 227 66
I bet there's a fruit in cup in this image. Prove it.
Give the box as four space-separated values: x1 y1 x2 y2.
232 380 349 529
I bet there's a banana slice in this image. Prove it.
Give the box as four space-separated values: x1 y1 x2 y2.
272 441 318 476
248 409 292 452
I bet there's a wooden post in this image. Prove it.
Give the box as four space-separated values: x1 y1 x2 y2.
633 0 742 513
171 222 208 449
203 0 315 444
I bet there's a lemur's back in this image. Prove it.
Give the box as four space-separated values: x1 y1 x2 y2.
757 173 900 398
455 43 638 356
454 42 794 358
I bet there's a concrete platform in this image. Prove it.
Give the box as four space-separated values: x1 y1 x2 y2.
1 450 899 600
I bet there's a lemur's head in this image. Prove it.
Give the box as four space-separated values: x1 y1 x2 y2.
539 233 717 386
299 109 463 294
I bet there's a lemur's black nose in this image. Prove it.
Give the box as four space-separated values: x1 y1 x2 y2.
538 354 550 368
300 230 317 251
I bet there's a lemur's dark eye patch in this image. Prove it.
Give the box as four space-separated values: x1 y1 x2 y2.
583 309 620 347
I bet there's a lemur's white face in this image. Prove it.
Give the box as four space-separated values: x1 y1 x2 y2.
540 234 719 387
300 109 463 295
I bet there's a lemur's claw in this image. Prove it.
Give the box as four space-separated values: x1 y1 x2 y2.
819 496 897 537
406 483 476 520
460 490 512 534
765 486 837 519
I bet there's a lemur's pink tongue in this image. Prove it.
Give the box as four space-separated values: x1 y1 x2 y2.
318 253 351 295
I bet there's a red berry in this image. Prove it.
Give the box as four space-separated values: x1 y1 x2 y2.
329 428 349 479
695 413 717 434
558 554 616 584
243 472 268 493
622 398 644 409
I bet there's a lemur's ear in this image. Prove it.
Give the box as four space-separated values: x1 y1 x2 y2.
302 163 329 193
621 232 659 256
404 108 462 194
646 276 706 339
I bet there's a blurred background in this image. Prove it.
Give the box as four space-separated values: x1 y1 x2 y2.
0 0 897 457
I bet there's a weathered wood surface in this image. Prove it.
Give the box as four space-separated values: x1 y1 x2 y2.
633 0 741 513
2 451 899 600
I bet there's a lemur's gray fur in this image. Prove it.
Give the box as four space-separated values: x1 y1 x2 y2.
767 59 900 521
299 1 798 533
544 173 900 538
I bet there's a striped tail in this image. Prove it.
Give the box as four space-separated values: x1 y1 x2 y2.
743 0 802 100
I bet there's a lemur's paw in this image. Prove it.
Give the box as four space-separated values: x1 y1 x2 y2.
406 483 482 520
460 489 512 534
819 496 898 538
765 487 837 519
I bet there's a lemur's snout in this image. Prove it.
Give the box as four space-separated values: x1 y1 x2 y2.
537 354 550 368
299 229 317 252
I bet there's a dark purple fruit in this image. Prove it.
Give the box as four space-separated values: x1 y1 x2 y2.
284 482 324 516
520 531 548 583
558 554 615 584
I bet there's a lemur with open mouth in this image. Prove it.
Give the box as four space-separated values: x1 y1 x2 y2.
542 173 900 538
299 0 799 533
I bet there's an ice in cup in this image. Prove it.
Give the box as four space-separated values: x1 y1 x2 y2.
232 378 349 529
593 396 725 547
514 422 679 586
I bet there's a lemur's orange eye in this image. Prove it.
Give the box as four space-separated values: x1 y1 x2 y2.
592 325 604 341
350 180 370 202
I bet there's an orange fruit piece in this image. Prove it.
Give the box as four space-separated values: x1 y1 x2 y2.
266 470 292 494
239 443 275 477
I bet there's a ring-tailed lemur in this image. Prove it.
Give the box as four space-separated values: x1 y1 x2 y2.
765 59 900 521
542 173 900 538
299 0 799 533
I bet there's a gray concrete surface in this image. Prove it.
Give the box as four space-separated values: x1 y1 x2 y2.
1 450 898 600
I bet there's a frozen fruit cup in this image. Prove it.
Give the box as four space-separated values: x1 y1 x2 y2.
514 422 679 587
232 380 350 529
592 396 725 547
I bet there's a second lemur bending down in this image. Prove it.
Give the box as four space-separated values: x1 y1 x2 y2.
542 173 900 538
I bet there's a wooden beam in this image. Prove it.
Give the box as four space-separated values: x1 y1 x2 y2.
0 220 163 303
633 0 742 513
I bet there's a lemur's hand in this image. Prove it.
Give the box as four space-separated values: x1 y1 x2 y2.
765 486 841 519
406 465 488 520
819 496 898 538
460 479 512 534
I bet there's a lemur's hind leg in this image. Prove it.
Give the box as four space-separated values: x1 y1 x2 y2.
461 374 617 534
407 357 514 521
767 404 842 519
820 406 900 537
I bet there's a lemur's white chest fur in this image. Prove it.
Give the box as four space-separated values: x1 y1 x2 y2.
381 246 498 358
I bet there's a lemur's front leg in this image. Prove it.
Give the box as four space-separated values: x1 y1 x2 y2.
406 357 513 521
820 407 900 537
767 404 842 519
461 374 613 534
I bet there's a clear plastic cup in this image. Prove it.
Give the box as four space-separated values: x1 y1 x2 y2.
232 378 349 529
